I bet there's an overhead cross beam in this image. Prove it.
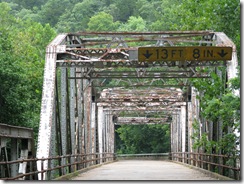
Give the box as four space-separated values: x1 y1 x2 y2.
54 31 231 88
97 87 186 114
97 87 185 113
56 31 230 67
114 117 172 125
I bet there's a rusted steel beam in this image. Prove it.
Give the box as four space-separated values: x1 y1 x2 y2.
68 74 209 79
115 117 172 125
0 123 33 139
70 31 214 36
115 122 170 125
55 31 229 70
98 102 186 108
102 107 181 111
98 87 185 111
98 99 185 102
98 88 185 104
56 60 226 68
100 88 183 94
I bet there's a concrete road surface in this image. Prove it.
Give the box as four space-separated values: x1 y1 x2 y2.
71 160 221 180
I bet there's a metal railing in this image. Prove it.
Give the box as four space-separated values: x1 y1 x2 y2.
2 152 240 180
0 152 115 180
170 152 240 180
116 153 169 160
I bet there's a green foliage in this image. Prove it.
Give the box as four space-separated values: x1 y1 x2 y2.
88 12 120 31
0 2 16 31
134 0 162 23
191 70 240 155
38 0 71 27
3 0 48 9
116 124 170 154
150 0 180 31
112 0 137 22
55 11 78 33
173 0 240 58
191 120 216 153
0 3 56 140
118 16 147 31
16 8 42 22
56 0 105 32
228 69 240 91
0 32 25 125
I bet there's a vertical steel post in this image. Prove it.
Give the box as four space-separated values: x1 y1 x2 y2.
181 105 186 162
188 101 193 153
69 68 76 171
48 102 57 179
170 117 173 156
107 114 111 154
177 113 181 154
91 102 96 165
76 68 84 169
111 115 115 156
83 79 92 166
171 115 177 154
60 67 67 175
105 114 109 154
108 114 114 161
98 106 104 163
37 34 67 180
188 87 197 164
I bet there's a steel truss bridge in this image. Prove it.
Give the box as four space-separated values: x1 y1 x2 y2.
0 31 240 180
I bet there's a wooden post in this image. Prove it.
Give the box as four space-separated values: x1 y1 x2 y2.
11 139 18 178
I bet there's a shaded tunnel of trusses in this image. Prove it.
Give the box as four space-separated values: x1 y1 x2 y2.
36 31 237 179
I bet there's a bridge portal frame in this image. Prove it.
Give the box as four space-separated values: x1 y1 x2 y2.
36 31 238 180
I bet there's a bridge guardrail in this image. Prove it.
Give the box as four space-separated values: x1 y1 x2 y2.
170 152 240 180
115 153 169 160
0 152 115 180
1 152 240 180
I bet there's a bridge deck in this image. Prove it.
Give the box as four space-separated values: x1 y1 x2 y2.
71 160 220 180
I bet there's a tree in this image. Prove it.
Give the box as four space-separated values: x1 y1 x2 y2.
111 0 137 22
38 0 71 27
16 8 42 23
191 71 240 156
118 16 147 31
87 12 120 31
56 0 104 32
0 2 16 31
0 2 56 139
134 0 162 23
171 0 240 52
0 32 25 126
7 0 48 9
150 0 180 31
116 124 170 154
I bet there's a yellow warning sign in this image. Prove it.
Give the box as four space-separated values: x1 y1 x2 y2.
138 46 232 62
